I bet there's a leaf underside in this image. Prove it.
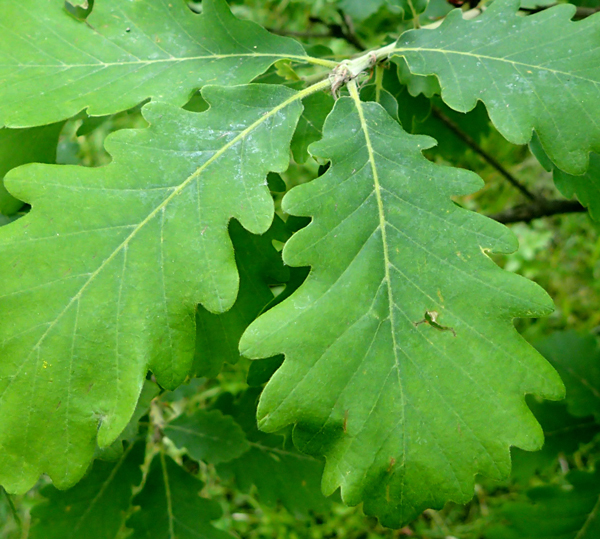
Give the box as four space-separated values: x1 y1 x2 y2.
241 93 564 527
394 0 600 174
0 124 64 215
0 84 302 493
0 0 307 127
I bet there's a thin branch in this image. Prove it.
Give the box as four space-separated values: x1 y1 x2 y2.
432 107 537 201
488 199 587 224
2 487 21 529
267 29 332 39
336 9 366 50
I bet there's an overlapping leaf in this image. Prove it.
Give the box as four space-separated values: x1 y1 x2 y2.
193 218 290 378
241 89 564 527
216 390 331 516
0 124 64 215
511 397 600 484
97 380 159 461
392 0 600 174
127 452 232 539
553 153 600 221
29 442 145 539
0 0 311 127
486 469 600 539
164 409 250 464
0 84 303 494
536 332 600 420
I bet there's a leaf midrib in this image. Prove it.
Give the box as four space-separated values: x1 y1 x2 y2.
393 47 600 85
348 80 407 506
23 79 330 363
1 53 336 70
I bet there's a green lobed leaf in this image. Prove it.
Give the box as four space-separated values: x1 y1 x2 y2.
216 389 331 516
486 468 600 539
0 0 311 127
393 0 600 174
193 217 290 378
164 408 250 465
536 332 600 420
127 451 233 539
0 124 64 215
0 83 304 494
241 88 564 527
29 442 145 539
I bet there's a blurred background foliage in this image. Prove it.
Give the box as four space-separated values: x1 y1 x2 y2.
2 0 600 537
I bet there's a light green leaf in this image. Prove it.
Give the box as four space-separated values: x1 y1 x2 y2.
127 452 232 539
216 390 331 516
486 469 600 539
29 442 144 539
536 332 600 420
0 0 313 127
0 124 64 215
164 409 250 465
0 83 304 494
193 217 290 378
393 0 600 174
241 87 564 527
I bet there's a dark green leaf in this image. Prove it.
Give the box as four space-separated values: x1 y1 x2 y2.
554 153 600 221
216 390 331 516
128 452 232 539
511 397 600 484
0 124 64 215
291 92 334 164
193 217 290 378
486 469 600 539
29 442 144 539
164 409 250 465
536 332 600 420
